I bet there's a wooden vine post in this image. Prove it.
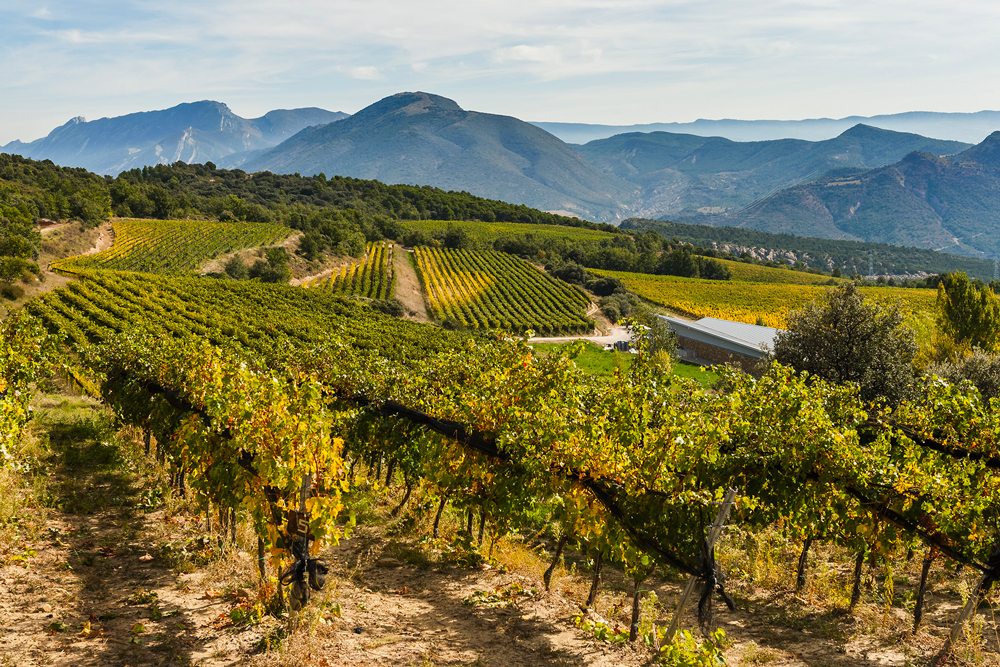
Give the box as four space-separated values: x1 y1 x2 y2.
937 543 1000 662
664 488 738 644
913 548 935 631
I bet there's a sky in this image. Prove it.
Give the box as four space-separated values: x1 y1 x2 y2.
3 0 1000 144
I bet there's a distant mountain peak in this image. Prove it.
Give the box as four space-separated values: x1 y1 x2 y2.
350 91 464 124
396 91 463 112
958 130 1000 166
838 123 889 137
6 101 347 175
242 91 638 221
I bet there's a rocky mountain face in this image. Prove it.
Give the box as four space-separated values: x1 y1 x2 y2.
1 101 347 175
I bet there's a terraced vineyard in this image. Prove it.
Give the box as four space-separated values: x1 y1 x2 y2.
304 241 395 299
401 219 615 243
594 269 937 328
52 220 289 274
25 270 457 355
414 246 593 334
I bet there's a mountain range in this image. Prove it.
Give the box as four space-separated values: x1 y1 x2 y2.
237 92 641 222
533 110 1000 144
5 93 1000 257
575 124 968 218
690 132 1000 258
0 101 347 175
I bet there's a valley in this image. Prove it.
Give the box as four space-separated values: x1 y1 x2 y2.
2 139 1000 667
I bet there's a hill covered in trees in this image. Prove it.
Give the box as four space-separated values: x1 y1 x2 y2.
0 153 614 266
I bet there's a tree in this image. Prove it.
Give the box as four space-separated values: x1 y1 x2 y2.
224 255 249 280
247 247 291 283
936 272 1000 352
772 282 917 405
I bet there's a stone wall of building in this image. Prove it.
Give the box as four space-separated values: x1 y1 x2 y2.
676 336 765 376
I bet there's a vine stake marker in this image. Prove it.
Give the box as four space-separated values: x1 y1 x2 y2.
664 488 738 645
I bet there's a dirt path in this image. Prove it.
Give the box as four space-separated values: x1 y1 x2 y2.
0 391 272 667
393 248 430 322
75 220 114 259
245 523 994 667
4 389 996 666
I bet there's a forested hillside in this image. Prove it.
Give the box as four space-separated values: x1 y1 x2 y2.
624 218 997 279
0 153 609 267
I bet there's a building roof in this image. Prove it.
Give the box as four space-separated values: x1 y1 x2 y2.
660 316 783 359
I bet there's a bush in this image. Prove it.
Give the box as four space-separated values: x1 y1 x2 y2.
772 281 917 405
547 262 589 285
224 255 249 280
0 284 25 301
402 229 434 248
585 276 624 297
929 349 1000 405
601 304 621 323
371 299 405 318
0 257 38 283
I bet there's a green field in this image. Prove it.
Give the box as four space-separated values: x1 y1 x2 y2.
530 341 719 384
401 219 615 244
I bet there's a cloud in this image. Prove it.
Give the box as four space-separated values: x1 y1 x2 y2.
3 0 1000 143
350 66 381 80
493 45 561 64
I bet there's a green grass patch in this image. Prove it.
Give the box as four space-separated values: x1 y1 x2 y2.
530 341 719 385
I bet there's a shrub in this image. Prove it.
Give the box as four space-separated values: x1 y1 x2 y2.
371 299 405 318
773 281 917 405
929 349 1000 405
224 255 249 280
585 276 624 297
1 284 25 301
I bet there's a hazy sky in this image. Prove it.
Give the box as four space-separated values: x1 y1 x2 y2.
3 0 1000 144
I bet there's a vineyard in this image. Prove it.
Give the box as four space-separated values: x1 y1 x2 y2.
24 270 456 357
2 211 999 665
707 256 845 285
304 241 396 299
401 219 615 243
413 246 593 334
51 219 289 274
6 268 1000 665
594 268 937 328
